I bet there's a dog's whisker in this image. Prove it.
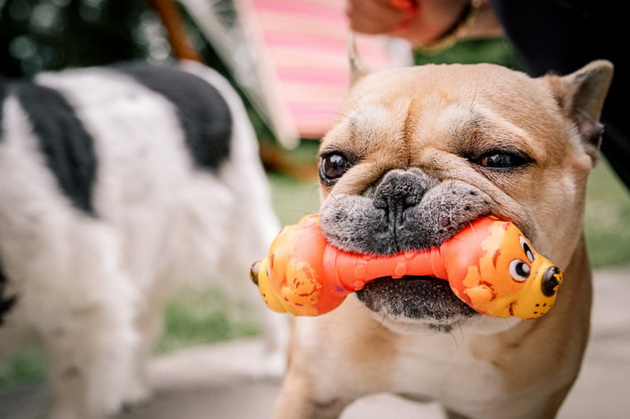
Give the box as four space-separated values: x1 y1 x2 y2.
467 83 480 113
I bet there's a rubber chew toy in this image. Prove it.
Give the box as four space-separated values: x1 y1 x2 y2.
249 214 563 319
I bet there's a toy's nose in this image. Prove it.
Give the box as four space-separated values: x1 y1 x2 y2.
249 260 261 285
541 266 562 297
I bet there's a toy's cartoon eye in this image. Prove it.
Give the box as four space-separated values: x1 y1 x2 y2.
520 236 535 263
509 259 531 282
319 152 352 185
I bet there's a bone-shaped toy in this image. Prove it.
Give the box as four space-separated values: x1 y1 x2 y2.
249 214 562 319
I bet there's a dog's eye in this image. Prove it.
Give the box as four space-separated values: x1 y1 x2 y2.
475 150 531 169
319 153 351 184
509 259 531 282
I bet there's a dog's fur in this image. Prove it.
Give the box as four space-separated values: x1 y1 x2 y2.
273 50 613 418
0 61 285 419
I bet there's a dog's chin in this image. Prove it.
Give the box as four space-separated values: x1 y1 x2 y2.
355 276 478 334
355 276 523 335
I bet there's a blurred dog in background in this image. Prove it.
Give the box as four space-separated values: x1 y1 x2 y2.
0 60 285 419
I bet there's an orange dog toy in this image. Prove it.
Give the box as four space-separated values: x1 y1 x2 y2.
249 214 563 319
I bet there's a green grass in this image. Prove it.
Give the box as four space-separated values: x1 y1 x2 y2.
584 159 630 268
0 349 47 387
155 286 261 354
267 172 320 225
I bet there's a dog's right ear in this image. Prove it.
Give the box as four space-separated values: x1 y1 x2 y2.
544 60 614 161
347 32 371 87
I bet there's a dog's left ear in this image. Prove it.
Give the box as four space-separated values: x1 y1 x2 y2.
347 32 371 87
543 60 614 160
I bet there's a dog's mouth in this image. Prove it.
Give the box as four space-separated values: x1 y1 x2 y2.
355 275 477 332
319 169 496 331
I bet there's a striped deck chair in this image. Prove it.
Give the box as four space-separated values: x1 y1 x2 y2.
178 0 410 148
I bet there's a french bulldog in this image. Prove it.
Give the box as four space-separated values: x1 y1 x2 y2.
272 43 613 418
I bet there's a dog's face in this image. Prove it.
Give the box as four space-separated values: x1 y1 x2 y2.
317 62 612 333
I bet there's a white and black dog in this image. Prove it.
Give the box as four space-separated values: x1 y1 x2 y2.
0 60 285 418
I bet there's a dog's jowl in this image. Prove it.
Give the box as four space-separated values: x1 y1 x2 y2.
0 61 283 419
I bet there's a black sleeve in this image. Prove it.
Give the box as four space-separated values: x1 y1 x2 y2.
490 0 629 190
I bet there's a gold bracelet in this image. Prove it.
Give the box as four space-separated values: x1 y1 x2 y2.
415 0 482 54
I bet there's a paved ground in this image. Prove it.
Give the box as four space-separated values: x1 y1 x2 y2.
1 263 629 419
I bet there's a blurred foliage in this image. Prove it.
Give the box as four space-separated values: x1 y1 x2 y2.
0 0 158 77
414 36 524 70
0 0 239 77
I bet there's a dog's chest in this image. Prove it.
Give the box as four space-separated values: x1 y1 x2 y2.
390 332 506 410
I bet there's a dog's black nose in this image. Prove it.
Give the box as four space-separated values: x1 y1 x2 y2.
541 266 562 297
373 170 432 216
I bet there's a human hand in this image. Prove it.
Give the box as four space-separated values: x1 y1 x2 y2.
346 0 502 50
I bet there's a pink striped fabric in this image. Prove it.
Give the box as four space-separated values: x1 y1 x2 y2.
237 0 397 146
